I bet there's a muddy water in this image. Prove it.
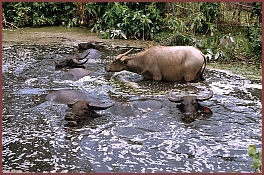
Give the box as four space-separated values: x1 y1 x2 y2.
2 44 262 173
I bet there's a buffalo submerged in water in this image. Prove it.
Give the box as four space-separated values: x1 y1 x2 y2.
105 46 207 82
64 100 114 126
168 90 213 122
62 68 93 81
55 48 102 68
55 50 90 69
45 90 114 126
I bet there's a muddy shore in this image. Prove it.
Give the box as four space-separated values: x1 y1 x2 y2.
2 26 157 48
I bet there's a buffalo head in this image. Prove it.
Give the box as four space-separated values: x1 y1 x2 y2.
168 90 213 122
55 51 89 68
105 48 133 72
78 42 104 51
64 100 114 126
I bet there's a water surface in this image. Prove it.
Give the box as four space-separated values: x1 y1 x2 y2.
2 44 262 173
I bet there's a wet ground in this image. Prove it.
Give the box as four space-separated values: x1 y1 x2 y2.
2 27 262 173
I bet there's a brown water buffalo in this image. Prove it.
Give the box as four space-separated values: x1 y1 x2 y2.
105 46 206 82
64 100 114 126
168 90 213 122
78 42 104 51
62 68 93 81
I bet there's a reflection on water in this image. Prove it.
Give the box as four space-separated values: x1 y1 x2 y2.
2 44 262 173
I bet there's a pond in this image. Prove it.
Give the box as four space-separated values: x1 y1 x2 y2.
2 43 262 173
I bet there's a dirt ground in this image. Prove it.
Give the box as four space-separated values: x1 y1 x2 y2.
2 27 158 48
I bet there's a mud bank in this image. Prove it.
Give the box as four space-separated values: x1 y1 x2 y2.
2 26 157 48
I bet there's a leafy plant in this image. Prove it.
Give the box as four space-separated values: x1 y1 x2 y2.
201 34 238 62
248 145 262 173
90 2 164 40
199 2 220 34
188 12 206 34
2 2 75 27
250 2 262 24
245 24 262 60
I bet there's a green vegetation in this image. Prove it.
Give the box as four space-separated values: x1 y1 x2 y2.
2 2 262 61
248 145 262 173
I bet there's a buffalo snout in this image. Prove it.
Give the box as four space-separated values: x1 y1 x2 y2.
64 112 78 126
180 112 197 122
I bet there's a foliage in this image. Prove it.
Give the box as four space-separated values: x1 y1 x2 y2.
2 2 75 27
153 31 194 46
245 24 262 60
200 34 237 62
250 2 262 24
244 2 262 60
184 3 220 35
248 145 262 173
3 2 31 27
91 2 164 40
199 3 220 35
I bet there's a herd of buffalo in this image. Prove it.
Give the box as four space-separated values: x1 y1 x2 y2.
45 42 213 126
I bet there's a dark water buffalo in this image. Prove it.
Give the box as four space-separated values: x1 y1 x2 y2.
45 90 114 126
62 68 93 81
55 49 102 68
55 50 90 68
64 100 114 126
168 90 213 122
45 89 96 104
105 46 206 82
110 98 165 116
78 42 104 51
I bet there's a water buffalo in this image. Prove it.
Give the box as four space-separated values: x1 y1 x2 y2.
55 50 90 68
55 49 102 68
45 89 96 104
62 68 93 81
105 46 206 82
64 100 114 126
168 90 213 122
110 98 165 116
78 42 104 51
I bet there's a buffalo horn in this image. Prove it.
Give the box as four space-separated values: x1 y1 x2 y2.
72 52 90 65
167 91 182 103
123 48 133 56
88 102 114 110
196 90 213 101
72 51 90 65
79 51 90 60
114 48 134 61
72 57 89 65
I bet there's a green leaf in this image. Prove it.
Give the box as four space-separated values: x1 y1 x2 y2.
248 145 257 157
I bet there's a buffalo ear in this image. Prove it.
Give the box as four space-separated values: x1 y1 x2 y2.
123 59 128 64
176 104 185 112
120 57 129 64
200 106 212 114
67 102 75 108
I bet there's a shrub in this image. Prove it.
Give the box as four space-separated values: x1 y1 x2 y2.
248 145 262 173
245 24 262 60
